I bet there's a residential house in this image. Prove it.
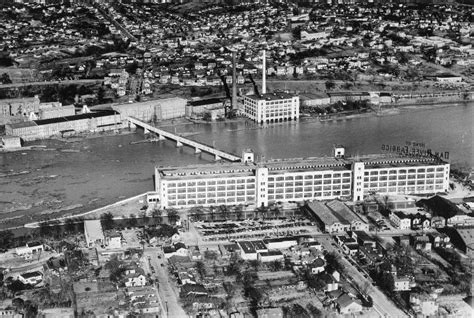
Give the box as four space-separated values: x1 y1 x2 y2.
310 258 325 274
429 233 452 249
15 241 44 257
390 211 412 230
18 271 43 285
336 293 363 315
394 276 411 291
124 268 147 287
256 307 284 318
411 235 432 251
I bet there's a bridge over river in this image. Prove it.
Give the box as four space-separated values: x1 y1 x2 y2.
127 117 241 162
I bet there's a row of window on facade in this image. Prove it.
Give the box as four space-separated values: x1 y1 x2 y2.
363 167 444 175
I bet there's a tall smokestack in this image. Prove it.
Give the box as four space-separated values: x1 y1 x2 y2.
262 50 266 95
232 51 237 110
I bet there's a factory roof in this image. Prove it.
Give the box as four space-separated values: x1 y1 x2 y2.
84 220 105 242
306 201 348 226
238 241 256 254
188 98 224 106
326 200 364 224
245 92 296 101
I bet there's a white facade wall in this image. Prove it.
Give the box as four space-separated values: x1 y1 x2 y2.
156 160 450 208
243 95 299 124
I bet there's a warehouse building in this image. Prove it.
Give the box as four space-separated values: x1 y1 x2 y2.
5 110 121 141
112 96 187 122
153 147 450 208
242 92 300 124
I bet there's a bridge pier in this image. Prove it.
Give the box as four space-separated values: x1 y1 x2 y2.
215 154 221 161
157 134 165 140
129 122 137 130
195 147 202 154
176 140 183 147
144 127 150 134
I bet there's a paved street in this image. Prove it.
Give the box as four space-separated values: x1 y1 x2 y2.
143 248 188 318
319 236 408 318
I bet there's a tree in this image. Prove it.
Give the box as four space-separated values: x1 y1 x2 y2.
0 230 14 249
167 209 179 225
196 261 206 279
269 260 282 272
202 112 212 121
306 304 323 318
39 222 51 238
0 73 12 84
249 259 261 272
234 204 244 220
65 218 76 234
100 212 114 230
325 80 335 91
128 214 138 228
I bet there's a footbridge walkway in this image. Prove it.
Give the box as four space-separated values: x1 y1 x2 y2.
127 117 241 162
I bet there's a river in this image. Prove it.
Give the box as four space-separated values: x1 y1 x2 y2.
0 103 472 229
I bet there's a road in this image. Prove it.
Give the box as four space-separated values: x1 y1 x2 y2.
143 247 188 318
0 79 103 89
318 236 408 318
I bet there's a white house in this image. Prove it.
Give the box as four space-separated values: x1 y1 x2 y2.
394 277 411 291
18 271 43 286
124 270 147 287
15 242 44 257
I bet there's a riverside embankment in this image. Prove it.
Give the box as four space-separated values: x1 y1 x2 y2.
0 102 472 231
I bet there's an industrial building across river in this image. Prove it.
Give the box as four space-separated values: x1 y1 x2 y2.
150 146 450 208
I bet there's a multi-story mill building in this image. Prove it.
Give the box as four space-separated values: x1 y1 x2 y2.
242 93 300 124
152 147 450 209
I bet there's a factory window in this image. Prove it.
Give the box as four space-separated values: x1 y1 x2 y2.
178 182 186 187
198 181 206 186
343 173 351 177
208 180 216 185
324 174 331 178
304 175 313 179
285 194 293 199
379 171 387 175
333 173 341 178
304 181 312 186
323 180 331 185
168 183 176 188
187 182 196 187
314 175 322 179
285 176 294 181
217 180 226 184
427 168 435 172
436 167 444 172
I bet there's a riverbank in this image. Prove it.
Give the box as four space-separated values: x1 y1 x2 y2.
0 102 472 232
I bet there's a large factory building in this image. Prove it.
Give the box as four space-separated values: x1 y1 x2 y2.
153 147 450 209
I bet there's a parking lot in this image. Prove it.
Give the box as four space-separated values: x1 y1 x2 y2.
193 217 321 242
